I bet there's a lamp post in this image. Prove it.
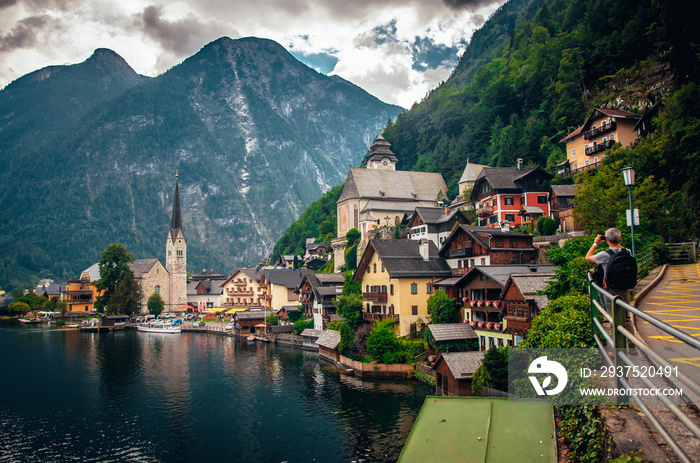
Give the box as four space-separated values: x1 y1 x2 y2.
621 167 636 255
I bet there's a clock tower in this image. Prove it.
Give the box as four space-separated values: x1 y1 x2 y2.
361 134 398 170
166 174 187 311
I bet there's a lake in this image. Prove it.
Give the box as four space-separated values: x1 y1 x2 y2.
0 324 431 463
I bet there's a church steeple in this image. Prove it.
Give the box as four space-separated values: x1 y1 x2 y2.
361 134 398 170
170 174 183 236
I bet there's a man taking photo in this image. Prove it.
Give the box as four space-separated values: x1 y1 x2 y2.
585 227 636 304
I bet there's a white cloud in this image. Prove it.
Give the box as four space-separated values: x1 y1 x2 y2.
0 0 506 105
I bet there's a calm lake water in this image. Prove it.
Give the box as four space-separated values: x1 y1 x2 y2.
0 324 431 463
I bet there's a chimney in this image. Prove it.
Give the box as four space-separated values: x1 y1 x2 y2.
517 158 523 170
419 238 430 261
499 221 510 233
529 264 538 273
444 206 450 214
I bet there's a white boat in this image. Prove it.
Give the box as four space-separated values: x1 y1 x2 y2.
137 320 181 334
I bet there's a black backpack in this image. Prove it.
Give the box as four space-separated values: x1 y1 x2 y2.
605 248 637 290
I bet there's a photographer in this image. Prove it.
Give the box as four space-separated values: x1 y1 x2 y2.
585 228 631 303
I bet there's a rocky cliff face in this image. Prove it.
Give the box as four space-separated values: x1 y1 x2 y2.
0 37 402 286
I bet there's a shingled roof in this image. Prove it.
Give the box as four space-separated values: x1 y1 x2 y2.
338 168 447 203
264 269 312 288
428 323 477 342
505 273 556 310
551 184 577 197
316 330 341 350
355 239 452 280
128 259 162 279
437 351 485 378
458 265 557 287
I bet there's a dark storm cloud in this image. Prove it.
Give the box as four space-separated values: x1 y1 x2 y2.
0 0 20 9
443 0 501 11
132 5 226 56
0 15 49 52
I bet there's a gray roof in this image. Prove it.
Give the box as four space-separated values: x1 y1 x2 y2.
551 184 577 197
235 311 268 321
507 273 555 309
46 283 64 295
360 200 428 214
81 263 101 282
339 168 447 203
128 259 162 279
187 279 224 296
521 205 544 215
358 239 452 279
412 207 460 226
316 330 341 349
191 269 226 280
315 273 345 284
440 225 535 255
428 323 478 342
271 325 294 333
459 265 557 287
300 328 325 338
438 351 485 378
458 162 487 184
265 269 312 288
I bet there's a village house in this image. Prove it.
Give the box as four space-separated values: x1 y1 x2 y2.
332 135 448 271
407 206 471 249
316 329 342 362
354 239 453 337
426 323 478 357
438 225 538 274
260 269 312 311
129 258 171 313
549 184 581 234
277 255 301 269
470 159 553 229
63 263 102 313
232 310 269 335
221 268 264 308
433 351 485 397
297 272 344 330
558 108 640 177
501 272 555 345
187 269 226 312
303 238 329 262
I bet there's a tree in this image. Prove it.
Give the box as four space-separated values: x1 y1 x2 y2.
293 318 311 335
339 323 355 357
365 318 402 364
520 294 594 348
345 228 361 247
147 293 164 317
94 243 134 313
536 217 558 236
106 268 140 315
334 293 363 330
8 301 30 315
427 290 458 324
472 346 510 395
265 314 279 325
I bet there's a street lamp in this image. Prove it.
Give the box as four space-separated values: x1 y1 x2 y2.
621 167 636 255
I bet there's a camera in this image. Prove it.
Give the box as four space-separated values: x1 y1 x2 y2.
599 233 606 241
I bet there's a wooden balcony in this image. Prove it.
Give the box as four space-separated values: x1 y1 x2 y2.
504 317 532 332
362 292 388 302
476 206 494 217
363 313 399 323
448 247 473 258
583 120 616 140
584 139 614 156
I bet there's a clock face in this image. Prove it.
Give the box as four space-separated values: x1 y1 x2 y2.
382 160 388 166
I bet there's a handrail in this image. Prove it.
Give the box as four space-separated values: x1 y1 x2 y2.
588 273 700 463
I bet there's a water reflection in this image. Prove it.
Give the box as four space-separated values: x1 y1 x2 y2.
0 326 430 462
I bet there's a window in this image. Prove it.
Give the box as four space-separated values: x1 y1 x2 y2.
366 285 369 292
505 213 515 222
412 305 418 315
479 219 487 226
177 250 183 257
426 283 433 294
492 198 497 207
480 336 486 350
489 215 497 223
155 285 160 294
381 263 385 272
498 338 504 347
585 159 590 166
538 196 547 204
520 196 525 204
411 284 418 294
488 337 495 349
382 285 387 293
390 284 394 295
572 148 576 157
480 258 486 265
505 197 513 206
594 157 599 164
373 263 377 273
610 133 615 141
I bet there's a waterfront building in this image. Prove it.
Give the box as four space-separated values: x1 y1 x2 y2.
63 263 101 313
432 351 485 397
260 269 312 311
187 269 226 311
222 268 264 308
354 239 452 337
297 272 344 329
128 258 170 314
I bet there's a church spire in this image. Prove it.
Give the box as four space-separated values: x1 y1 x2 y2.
170 174 183 234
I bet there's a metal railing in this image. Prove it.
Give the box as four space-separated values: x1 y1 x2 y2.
588 274 700 463
667 242 698 263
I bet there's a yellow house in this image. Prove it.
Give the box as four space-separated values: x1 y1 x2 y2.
64 263 102 313
222 268 264 308
559 108 640 177
260 269 312 311
354 239 453 337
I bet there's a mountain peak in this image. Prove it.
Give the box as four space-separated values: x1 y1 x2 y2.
84 48 139 76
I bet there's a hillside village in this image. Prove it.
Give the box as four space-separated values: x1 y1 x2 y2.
20 103 656 370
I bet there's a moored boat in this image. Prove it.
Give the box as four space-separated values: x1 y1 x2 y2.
18 318 41 324
137 320 181 334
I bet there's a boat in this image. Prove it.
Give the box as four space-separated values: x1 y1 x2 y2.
246 335 256 343
18 318 41 324
137 320 181 334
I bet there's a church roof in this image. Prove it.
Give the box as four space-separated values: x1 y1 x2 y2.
458 162 487 184
361 134 399 165
128 259 163 279
338 168 447 203
170 178 184 241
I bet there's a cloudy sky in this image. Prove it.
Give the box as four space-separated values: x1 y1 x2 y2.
0 0 506 108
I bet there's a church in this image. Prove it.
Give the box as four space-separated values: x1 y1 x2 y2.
129 176 188 313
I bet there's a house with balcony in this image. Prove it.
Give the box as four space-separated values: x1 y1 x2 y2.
298 272 344 329
260 269 312 311
470 159 553 229
221 268 264 308
454 265 555 350
438 225 538 274
407 206 471 249
354 239 452 337
64 263 102 313
558 108 640 177
332 135 448 271
501 272 555 344
549 184 581 233
187 269 226 312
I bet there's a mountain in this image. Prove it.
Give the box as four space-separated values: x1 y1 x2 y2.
0 48 150 160
0 37 402 288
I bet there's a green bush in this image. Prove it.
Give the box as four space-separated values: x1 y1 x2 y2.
537 217 558 236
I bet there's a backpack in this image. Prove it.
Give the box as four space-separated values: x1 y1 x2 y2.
592 264 605 287
605 248 637 290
